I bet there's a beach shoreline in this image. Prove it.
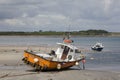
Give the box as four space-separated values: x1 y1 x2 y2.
0 46 120 80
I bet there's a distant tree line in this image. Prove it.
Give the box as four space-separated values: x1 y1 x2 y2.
72 29 109 35
0 29 110 36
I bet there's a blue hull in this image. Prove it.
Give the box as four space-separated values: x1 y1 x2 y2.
91 47 103 51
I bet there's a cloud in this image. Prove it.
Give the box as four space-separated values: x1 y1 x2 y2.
4 19 25 26
104 0 112 12
0 0 120 32
0 13 68 31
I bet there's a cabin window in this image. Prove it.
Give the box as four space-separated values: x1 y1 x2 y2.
75 49 81 53
68 55 72 60
61 46 70 60
70 49 73 52
61 45 64 49
64 46 70 53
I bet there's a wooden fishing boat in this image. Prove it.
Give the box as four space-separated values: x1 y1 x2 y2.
22 37 85 71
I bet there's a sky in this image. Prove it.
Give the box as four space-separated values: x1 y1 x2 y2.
0 0 120 32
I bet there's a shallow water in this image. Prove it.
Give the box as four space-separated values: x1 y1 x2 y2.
0 36 120 72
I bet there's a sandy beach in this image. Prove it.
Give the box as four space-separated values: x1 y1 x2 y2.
0 46 120 80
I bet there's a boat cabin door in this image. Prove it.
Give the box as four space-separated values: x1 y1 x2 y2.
61 46 70 60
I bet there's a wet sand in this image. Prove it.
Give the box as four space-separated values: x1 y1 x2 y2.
0 46 120 80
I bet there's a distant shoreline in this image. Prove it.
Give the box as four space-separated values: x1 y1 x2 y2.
0 33 120 37
0 30 120 37
110 32 120 37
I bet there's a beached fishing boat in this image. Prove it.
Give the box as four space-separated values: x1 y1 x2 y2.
91 42 104 51
22 35 85 71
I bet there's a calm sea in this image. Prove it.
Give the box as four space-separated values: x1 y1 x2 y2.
0 36 120 72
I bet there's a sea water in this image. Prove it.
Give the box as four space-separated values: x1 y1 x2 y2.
0 36 120 72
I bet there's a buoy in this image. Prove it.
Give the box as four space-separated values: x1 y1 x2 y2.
57 64 61 70
75 62 79 66
34 58 39 62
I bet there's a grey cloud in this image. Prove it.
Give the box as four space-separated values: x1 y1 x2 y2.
0 0 120 32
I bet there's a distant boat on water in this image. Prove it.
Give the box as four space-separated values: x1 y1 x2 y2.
91 42 104 51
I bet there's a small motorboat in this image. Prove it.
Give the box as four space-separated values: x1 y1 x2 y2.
22 35 85 71
91 42 104 51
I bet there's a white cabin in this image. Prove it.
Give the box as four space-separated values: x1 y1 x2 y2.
32 42 83 62
54 43 82 62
